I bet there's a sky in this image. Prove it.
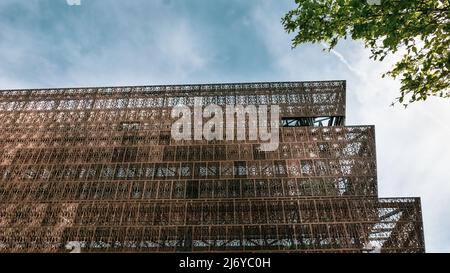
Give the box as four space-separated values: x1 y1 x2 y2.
0 0 449 252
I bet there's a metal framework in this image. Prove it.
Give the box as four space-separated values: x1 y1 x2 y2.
0 81 425 252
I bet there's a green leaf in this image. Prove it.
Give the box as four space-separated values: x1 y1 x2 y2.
282 0 450 105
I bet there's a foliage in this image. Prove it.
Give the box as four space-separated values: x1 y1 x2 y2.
282 0 449 105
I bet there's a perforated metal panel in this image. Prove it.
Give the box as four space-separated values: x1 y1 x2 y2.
0 81 424 252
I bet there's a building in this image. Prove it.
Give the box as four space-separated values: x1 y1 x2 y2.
0 81 425 252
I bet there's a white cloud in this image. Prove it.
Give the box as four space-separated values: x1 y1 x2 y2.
321 42 366 79
0 1 212 89
66 0 81 6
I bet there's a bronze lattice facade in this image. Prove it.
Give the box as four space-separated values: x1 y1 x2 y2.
0 81 425 252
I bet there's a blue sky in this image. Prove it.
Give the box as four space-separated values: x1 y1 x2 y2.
0 0 449 252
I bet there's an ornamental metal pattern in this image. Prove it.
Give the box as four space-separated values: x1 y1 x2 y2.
0 81 425 252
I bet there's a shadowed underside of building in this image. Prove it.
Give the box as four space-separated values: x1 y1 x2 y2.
0 81 425 252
